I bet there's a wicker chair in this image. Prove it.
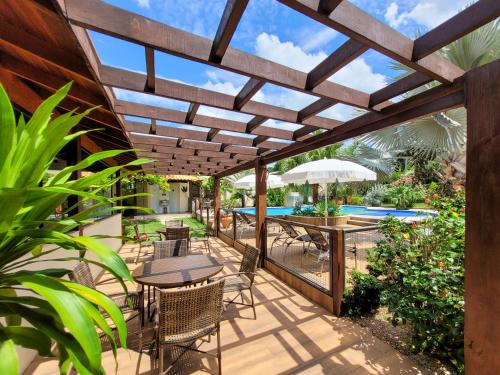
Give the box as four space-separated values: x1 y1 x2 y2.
153 239 188 259
155 279 225 374
69 262 143 343
133 223 149 263
215 244 260 318
190 222 214 255
165 226 191 251
166 219 183 228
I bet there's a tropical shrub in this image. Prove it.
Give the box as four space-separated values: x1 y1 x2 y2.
221 198 238 209
387 185 423 209
364 184 389 206
292 201 340 217
350 194 364 206
267 188 285 207
0 83 152 374
414 159 443 184
369 192 465 371
342 270 383 317
121 173 170 193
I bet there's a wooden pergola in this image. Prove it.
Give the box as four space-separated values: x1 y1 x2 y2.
1 0 499 372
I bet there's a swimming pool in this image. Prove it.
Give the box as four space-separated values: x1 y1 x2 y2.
236 205 435 218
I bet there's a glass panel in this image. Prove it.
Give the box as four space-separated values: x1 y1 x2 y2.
218 209 234 240
234 211 256 247
265 218 332 292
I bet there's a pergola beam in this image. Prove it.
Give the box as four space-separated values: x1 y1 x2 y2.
63 0 374 109
144 46 155 92
297 98 336 122
210 0 249 63
234 78 265 110
413 0 500 61
278 0 464 83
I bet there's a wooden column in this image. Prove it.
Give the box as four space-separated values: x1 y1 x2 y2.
331 229 345 316
213 177 221 235
255 158 267 256
464 59 500 374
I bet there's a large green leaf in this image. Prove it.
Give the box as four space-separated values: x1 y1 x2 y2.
1 326 53 357
0 331 18 375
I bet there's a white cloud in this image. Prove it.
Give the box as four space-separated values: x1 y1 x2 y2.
301 28 339 52
135 0 150 8
384 1 475 29
329 58 388 93
255 33 327 72
113 88 189 111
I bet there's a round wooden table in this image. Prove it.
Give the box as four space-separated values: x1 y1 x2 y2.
133 254 223 288
133 255 223 324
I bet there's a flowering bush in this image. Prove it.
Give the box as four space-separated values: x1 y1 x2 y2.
369 191 465 371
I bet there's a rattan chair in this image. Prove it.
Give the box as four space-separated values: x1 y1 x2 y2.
155 279 225 374
165 226 191 251
153 239 188 259
133 223 149 263
69 262 143 344
166 219 183 227
215 244 260 318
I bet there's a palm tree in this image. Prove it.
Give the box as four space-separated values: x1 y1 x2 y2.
359 18 499 177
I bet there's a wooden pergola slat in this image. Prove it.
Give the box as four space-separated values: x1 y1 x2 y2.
234 78 265 110
412 0 500 60
145 46 155 92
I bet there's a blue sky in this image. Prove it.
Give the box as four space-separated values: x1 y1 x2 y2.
92 0 474 133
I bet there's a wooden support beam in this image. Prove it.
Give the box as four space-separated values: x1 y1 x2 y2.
150 118 157 134
206 128 220 141
145 46 155 92
185 102 200 124
210 0 249 63
413 0 500 61
294 125 322 140
62 0 374 109
0 20 93 82
297 98 336 122
278 0 464 83
464 59 500 374
306 39 367 90
254 158 267 253
253 135 270 147
234 78 265 110
214 177 221 235
369 71 433 107
318 0 343 15
246 116 268 133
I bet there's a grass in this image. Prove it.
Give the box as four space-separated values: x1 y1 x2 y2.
123 217 206 241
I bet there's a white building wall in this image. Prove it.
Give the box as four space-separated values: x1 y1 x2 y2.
146 182 190 213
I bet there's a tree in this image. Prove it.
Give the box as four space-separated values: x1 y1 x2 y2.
359 19 499 178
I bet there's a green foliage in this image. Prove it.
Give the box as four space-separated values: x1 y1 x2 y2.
369 193 465 371
221 198 238 209
121 173 170 193
292 200 340 217
350 194 364 206
0 83 153 374
342 270 383 317
414 159 443 184
364 184 389 206
266 188 285 207
387 185 424 209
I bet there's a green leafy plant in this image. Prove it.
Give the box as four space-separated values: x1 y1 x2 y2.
364 184 389 206
342 270 383 317
369 192 465 371
221 198 238 209
266 188 285 207
0 83 152 374
292 201 340 217
122 173 170 193
350 194 364 206
387 185 422 209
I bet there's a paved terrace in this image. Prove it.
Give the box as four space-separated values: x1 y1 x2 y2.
26 238 427 375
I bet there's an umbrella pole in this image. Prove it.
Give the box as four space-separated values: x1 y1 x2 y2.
323 183 328 226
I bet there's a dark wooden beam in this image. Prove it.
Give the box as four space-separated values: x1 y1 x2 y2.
207 128 220 141
185 102 200 124
278 0 464 83
294 125 322 140
413 0 500 61
306 39 367 90
210 0 249 63
369 71 433 107
253 135 270 147
318 0 343 15
234 78 265 110
150 118 157 134
464 60 500 374
145 46 155 92
297 98 336 122
62 0 373 109
246 116 268 133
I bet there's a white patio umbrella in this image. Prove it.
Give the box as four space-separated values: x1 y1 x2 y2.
233 173 286 189
281 159 377 225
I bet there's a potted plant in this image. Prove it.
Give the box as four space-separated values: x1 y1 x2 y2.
0 83 152 373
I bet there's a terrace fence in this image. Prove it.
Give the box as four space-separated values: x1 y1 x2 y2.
216 209 382 315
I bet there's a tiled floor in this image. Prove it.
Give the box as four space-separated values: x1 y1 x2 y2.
26 238 428 375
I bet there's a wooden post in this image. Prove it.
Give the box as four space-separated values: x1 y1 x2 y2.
331 229 345 316
255 158 267 256
213 177 221 235
464 60 500 373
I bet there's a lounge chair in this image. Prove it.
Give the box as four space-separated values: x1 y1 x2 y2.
270 221 310 258
303 227 330 274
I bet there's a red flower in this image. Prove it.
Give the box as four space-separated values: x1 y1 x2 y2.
411 223 417 229
424 197 431 204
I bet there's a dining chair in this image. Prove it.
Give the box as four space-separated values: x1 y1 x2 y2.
165 226 191 251
69 262 143 345
153 239 188 259
156 279 225 374
165 219 183 228
215 244 260 318
133 223 149 263
190 222 213 255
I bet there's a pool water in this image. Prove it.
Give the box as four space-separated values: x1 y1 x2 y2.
236 205 435 218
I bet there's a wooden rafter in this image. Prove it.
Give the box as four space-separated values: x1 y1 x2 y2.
144 46 155 92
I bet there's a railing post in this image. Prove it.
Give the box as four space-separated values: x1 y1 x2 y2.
232 210 237 243
332 229 345 316
213 177 220 236
255 158 267 255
